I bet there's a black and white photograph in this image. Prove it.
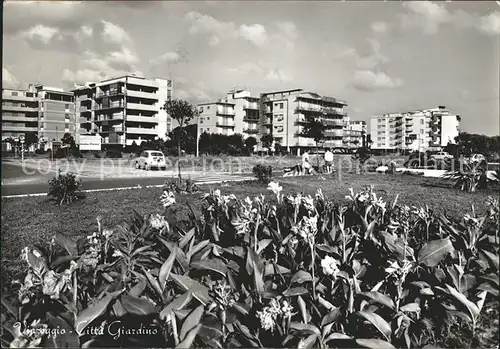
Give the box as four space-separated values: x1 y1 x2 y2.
1 0 499 348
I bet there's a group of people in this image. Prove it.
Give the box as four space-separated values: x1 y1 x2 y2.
299 149 335 175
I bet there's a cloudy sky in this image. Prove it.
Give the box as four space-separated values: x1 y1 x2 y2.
3 1 499 135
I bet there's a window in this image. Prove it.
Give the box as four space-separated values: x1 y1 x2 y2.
12 92 18 96
65 104 70 109
420 119 424 125
279 103 284 109
200 118 203 124
420 129 424 134
207 106 210 110
206 117 210 120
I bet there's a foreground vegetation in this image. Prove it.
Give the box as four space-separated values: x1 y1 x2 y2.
1 174 499 348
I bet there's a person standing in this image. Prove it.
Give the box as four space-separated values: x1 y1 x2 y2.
301 150 311 175
324 148 334 174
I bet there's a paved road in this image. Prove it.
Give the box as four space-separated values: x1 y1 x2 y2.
1 165 254 196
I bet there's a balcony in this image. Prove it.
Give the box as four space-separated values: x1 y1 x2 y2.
95 113 125 122
216 109 235 117
126 115 159 123
243 117 259 123
264 107 272 114
243 128 259 134
126 90 158 100
323 119 344 127
126 102 157 112
1 115 39 122
127 76 158 88
94 101 125 110
2 93 37 102
325 129 344 138
2 105 38 112
296 105 322 114
216 122 235 128
126 127 158 135
243 102 259 110
2 126 38 132
95 89 125 98
322 107 346 116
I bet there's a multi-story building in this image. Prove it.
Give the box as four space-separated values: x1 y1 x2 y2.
344 120 367 149
370 106 460 152
2 85 39 151
197 88 349 154
260 89 348 154
2 84 75 151
197 89 260 139
72 75 173 147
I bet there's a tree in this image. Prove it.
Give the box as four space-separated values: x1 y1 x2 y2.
61 133 76 158
24 132 38 152
352 146 371 175
301 118 326 168
245 137 258 155
162 99 198 183
261 134 273 154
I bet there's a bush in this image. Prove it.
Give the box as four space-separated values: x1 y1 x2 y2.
47 171 86 206
2 185 498 348
164 177 199 194
105 150 122 158
34 149 45 155
253 164 273 183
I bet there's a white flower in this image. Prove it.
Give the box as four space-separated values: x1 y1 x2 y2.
267 181 283 196
321 255 340 277
281 300 294 318
102 229 113 239
315 188 324 201
301 195 315 212
112 250 124 258
257 309 275 332
150 214 168 230
160 190 176 208
214 189 221 197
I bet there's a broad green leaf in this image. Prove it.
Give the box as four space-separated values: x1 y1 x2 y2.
358 311 392 341
475 290 488 313
257 239 273 255
400 303 420 312
356 338 396 349
50 255 80 269
290 322 321 335
444 284 480 323
317 295 335 310
321 307 342 327
325 333 351 342
175 324 201 349
360 291 395 310
479 249 499 271
291 270 313 284
120 295 156 315
75 293 116 335
188 240 210 261
231 303 249 317
264 264 290 276
143 268 163 298
170 273 212 305
420 288 434 296
283 287 309 297
160 291 193 320
179 228 196 249
477 283 499 296
380 231 415 261
297 295 309 324
159 247 177 291
418 238 454 267
157 237 189 271
297 334 318 349
246 247 265 293
55 232 77 255
129 276 147 298
179 305 205 341
191 259 228 276
131 244 154 257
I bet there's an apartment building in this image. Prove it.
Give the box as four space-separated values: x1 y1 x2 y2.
197 89 260 139
261 89 348 153
370 106 460 152
344 120 367 149
2 84 75 151
72 75 173 147
2 85 39 151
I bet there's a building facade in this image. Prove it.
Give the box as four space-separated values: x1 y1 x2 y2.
2 84 75 151
260 89 348 153
73 75 173 147
197 90 260 139
370 106 460 152
344 120 367 149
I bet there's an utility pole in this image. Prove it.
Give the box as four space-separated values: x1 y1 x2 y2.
195 116 200 157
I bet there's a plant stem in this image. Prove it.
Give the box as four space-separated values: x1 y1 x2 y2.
310 241 317 300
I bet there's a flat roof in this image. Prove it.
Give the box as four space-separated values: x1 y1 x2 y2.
261 88 303 95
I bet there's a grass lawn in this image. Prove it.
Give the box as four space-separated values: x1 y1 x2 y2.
2 172 498 286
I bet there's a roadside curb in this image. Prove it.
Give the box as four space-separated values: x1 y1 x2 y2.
1 177 255 199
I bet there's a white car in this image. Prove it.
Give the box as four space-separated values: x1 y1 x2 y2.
135 150 167 170
431 151 453 161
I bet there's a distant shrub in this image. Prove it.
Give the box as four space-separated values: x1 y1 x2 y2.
105 150 122 158
93 152 102 159
164 178 199 194
253 164 273 184
47 171 86 206
34 149 45 155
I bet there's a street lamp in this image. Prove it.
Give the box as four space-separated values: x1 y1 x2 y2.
196 117 200 158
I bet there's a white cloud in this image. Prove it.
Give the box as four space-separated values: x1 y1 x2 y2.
239 24 268 46
401 1 451 34
101 20 131 44
478 12 500 35
80 25 93 37
371 21 389 33
227 63 263 75
273 21 299 50
2 68 20 89
353 70 403 91
185 11 236 43
19 24 62 44
156 51 181 64
264 68 292 83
